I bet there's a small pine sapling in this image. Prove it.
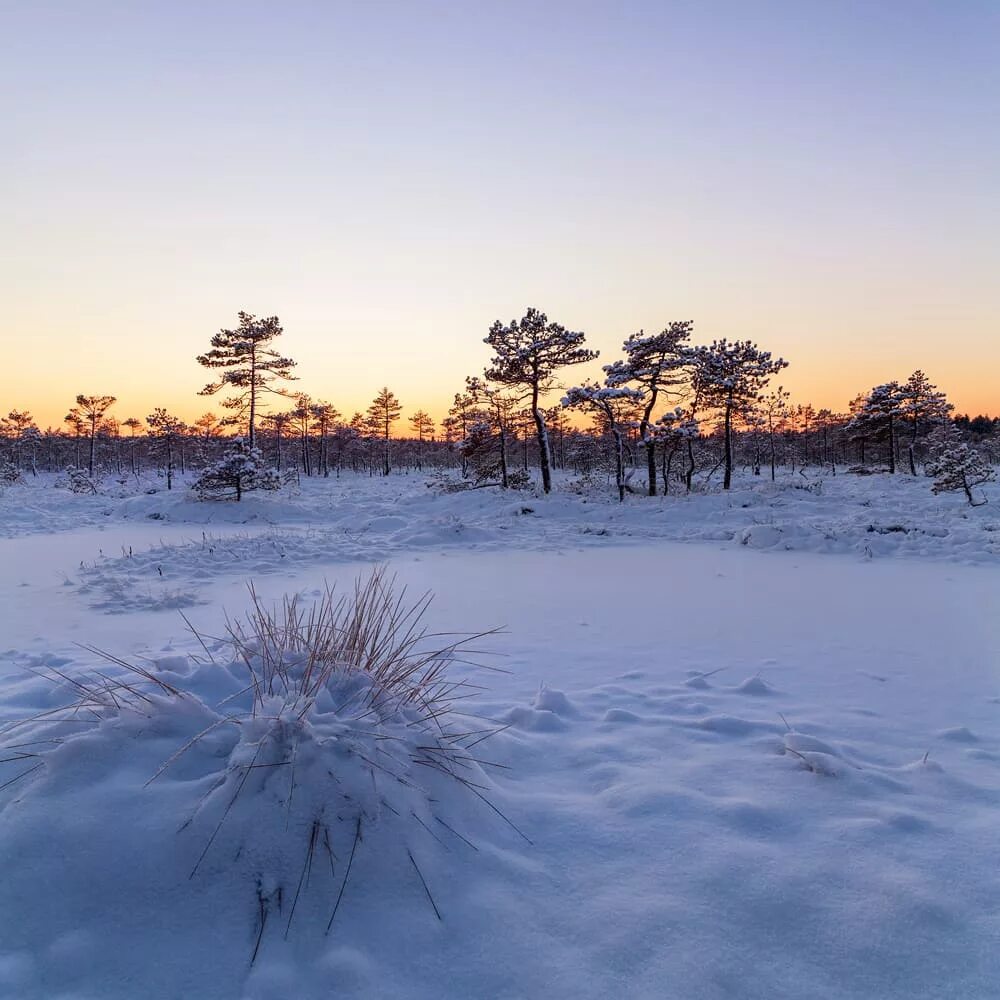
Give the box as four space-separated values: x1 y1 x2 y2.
192 437 280 501
926 443 995 506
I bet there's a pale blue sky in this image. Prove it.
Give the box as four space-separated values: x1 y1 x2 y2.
2 1 997 424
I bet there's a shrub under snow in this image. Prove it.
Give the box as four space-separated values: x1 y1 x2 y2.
192 437 281 501
1 569 510 964
926 442 995 506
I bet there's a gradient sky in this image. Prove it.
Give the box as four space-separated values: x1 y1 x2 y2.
2 0 998 429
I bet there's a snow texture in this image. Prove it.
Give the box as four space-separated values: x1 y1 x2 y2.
0 468 998 999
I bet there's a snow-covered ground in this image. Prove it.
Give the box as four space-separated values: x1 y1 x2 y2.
1 470 998 999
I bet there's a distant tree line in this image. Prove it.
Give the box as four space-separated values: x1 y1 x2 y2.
1 309 996 503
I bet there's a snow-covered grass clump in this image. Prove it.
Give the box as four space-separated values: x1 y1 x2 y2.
1 569 510 970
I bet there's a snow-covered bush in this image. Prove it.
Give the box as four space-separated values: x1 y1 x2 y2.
5 570 509 964
57 465 98 494
926 443 995 506
0 460 23 485
459 419 507 487
192 437 280 501
505 468 533 490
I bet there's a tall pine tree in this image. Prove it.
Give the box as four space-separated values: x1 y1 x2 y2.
197 312 297 449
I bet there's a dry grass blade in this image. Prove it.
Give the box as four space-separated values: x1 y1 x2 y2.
326 816 362 934
407 848 442 921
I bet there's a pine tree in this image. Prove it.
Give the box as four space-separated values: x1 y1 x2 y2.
484 307 598 494
122 417 142 474
192 437 280 501
900 371 952 475
310 401 341 477
465 376 517 488
760 387 790 481
196 312 297 450
603 322 692 495
562 382 645 502
291 394 314 476
261 410 293 472
63 408 86 470
447 391 484 477
146 408 185 489
409 410 435 471
653 407 700 494
847 382 906 473
3 410 37 474
927 442 995 506
689 340 787 489
74 394 116 477
367 387 402 476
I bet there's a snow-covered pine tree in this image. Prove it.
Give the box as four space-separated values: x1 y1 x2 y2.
146 408 186 489
689 340 788 490
464 376 518 488
0 460 22 485
446 390 484 477
192 437 280 501
926 442 995 506
484 307 598 494
759 387 790 481
197 312 297 450
900 371 952 475
2 410 37 475
653 407 700 494
603 322 692 495
562 382 645 502
846 382 906 473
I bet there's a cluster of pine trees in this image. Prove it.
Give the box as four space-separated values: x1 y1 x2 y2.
1 308 996 502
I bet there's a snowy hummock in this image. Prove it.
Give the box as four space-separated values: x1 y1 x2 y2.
0 470 998 999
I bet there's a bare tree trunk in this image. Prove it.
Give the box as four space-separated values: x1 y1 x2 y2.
613 429 626 503
532 385 552 493
723 400 733 490
248 350 257 450
645 441 657 497
499 425 509 489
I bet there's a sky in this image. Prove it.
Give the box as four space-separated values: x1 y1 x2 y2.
2 0 998 430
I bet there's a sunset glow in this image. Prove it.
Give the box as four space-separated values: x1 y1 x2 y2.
3 1 997 427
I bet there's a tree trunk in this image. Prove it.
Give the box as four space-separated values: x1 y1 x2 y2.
645 441 657 497
723 400 733 490
663 445 677 495
248 350 257 450
499 425 509 488
613 429 625 503
532 385 552 493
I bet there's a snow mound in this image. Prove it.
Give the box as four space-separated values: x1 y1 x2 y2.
735 675 777 696
532 685 580 718
0 574 521 982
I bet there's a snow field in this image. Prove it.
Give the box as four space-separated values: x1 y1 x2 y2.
0 473 998 999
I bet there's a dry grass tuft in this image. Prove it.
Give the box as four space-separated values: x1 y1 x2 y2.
2 566 518 965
